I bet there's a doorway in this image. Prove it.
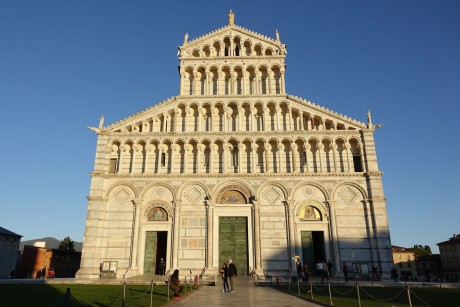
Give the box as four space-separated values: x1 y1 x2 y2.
219 217 248 275
143 231 167 275
301 231 326 274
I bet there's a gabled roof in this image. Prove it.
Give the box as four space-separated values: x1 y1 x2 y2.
0 226 22 238
102 94 366 132
182 23 281 49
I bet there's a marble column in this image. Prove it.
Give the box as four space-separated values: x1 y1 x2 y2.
279 144 285 173
206 200 215 270
253 200 263 274
130 198 142 273
291 143 298 173
172 201 181 269
318 143 324 173
264 144 271 173
285 200 297 274
326 200 341 278
332 143 339 172
276 107 281 130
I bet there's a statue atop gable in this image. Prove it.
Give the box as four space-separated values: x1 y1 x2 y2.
228 10 235 25
183 33 189 44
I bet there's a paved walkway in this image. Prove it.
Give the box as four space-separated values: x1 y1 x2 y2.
167 276 320 306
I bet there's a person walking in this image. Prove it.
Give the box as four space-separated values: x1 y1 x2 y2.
170 269 182 299
160 258 166 275
321 260 329 283
228 259 237 292
220 263 229 292
296 261 305 281
342 262 348 282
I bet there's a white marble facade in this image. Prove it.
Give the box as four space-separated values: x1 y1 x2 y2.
77 12 393 279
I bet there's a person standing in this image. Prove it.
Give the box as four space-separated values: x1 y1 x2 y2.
296 261 305 281
327 260 333 278
303 264 310 282
220 263 229 292
342 262 348 282
169 269 182 299
228 259 237 292
160 258 166 275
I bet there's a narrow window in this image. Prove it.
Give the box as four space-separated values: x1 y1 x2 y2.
261 78 267 94
109 159 118 174
161 153 166 167
353 155 363 172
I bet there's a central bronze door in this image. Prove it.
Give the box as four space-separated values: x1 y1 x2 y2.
219 217 248 275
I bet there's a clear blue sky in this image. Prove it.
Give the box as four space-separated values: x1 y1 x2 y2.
1 1 459 253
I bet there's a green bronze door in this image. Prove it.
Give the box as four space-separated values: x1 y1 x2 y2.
144 231 157 274
301 231 315 271
219 217 248 275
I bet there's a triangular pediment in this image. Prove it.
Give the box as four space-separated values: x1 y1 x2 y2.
179 24 285 58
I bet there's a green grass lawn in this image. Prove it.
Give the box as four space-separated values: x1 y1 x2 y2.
275 284 460 307
0 283 191 307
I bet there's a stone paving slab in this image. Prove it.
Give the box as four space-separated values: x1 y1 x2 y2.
167 276 321 306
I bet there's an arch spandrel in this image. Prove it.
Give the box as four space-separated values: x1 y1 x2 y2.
258 182 288 206
141 183 175 204
332 182 367 207
291 182 329 202
180 184 208 206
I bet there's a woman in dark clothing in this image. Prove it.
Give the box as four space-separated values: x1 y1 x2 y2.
170 269 182 299
220 263 229 292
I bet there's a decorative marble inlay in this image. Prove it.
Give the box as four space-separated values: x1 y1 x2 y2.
154 187 165 197
339 187 358 204
114 188 130 203
304 187 313 196
265 187 281 204
186 187 203 203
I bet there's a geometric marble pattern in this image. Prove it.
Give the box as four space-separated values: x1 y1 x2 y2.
264 187 281 204
114 188 130 203
186 186 204 203
339 187 358 204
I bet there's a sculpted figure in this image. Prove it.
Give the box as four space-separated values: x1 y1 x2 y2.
183 33 189 44
228 10 235 25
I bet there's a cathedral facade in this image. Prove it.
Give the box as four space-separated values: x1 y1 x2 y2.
77 12 393 279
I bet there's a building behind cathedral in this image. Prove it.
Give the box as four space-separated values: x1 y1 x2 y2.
77 11 392 279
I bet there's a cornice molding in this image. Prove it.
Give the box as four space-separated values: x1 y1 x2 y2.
95 172 368 180
107 129 362 138
364 171 384 177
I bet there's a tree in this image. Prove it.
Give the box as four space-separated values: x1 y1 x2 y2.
58 236 75 252
408 244 432 258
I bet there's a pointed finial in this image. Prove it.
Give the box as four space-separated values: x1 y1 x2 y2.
275 29 280 41
99 115 104 129
367 110 373 127
228 10 235 25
